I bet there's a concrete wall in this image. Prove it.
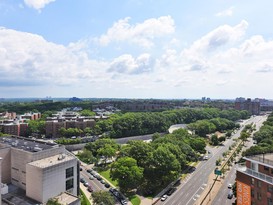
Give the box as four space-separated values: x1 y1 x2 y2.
26 158 78 203
0 146 11 183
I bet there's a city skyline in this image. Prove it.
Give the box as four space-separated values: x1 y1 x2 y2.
1 0 273 99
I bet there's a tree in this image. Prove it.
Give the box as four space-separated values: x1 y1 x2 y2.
211 134 219 146
80 109 96 116
110 157 144 191
91 191 115 205
146 146 181 188
77 149 96 164
46 198 61 205
97 144 116 165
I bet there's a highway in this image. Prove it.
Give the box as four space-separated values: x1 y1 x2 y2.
211 114 268 205
158 115 267 205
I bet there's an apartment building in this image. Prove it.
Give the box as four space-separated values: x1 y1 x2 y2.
236 154 273 205
45 111 95 138
0 136 80 205
235 98 261 115
20 112 41 121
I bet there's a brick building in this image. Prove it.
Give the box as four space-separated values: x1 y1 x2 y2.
236 154 273 205
235 98 261 115
45 111 96 138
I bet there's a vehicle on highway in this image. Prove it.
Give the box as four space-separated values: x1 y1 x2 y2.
203 155 209 160
166 187 176 196
228 183 232 189
227 190 233 199
161 195 168 201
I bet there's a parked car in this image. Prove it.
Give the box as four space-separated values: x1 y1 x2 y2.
166 187 176 196
227 190 233 199
89 176 94 180
203 155 209 160
100 179 106 184
84 182 89 187
80 178 85 183
87 185 93 192
161 195 168 201
105 183 110 188
228 183 232 189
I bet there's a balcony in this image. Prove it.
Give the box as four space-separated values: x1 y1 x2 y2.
237 165 273 185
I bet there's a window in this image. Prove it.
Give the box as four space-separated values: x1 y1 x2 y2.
257 180 262 188
66 167 74 178
264 166 269 171
251 178 255 185
268 198 273 205
257 192 262 200
66 178 74 190
251 189 255 197
268 185 273 193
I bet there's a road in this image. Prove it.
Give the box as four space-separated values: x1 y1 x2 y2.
80 166 107 192
211 114 268 205
158 115 267 205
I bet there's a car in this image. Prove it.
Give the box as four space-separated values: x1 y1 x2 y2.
203 155 209 160
79 167 82 171
227 190 233 199
96 176 102 181
120 199 127 205
161 195 168 201
100 179 106 184
89 176 94 180
80 178 85 183
228 183 232 189
87 169 92 173
166 187 176 196
87 185 93 192
105 183 110 188
84 182 89 187
189 166 196 172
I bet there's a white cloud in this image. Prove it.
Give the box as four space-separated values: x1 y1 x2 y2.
96 16 175 48
24 0 56 11
0 27 105 87
216 7 234 17
108 53 154 74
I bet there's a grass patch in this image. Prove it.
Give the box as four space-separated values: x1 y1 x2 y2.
80 189 91 205
128 195 141 205
98 169 118 187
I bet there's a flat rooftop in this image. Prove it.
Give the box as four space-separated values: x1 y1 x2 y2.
28 153 76 168
246 153 273 167
54 192 80 204
0 136 57 153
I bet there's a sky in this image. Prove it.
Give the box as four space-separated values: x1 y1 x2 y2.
1 0 273 99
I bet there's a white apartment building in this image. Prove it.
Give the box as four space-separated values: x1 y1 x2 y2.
0 136 80 205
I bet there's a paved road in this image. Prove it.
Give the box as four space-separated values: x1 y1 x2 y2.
211 114 268 205
158 115 267 205
80 166 107 192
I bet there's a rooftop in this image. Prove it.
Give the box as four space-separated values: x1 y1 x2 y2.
54 192 80 204
0 136 57 153
245 153 273 167
28 153 76 168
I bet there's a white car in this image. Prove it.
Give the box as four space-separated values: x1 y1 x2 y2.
161 195 168 201
203 155 209 160
228 183 232 189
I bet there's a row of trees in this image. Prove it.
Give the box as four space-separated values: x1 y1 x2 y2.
97 108 249 138
80 129 206 193
244 114 273 156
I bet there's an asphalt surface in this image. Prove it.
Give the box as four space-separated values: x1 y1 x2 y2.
158 115 268 205
211 114 268 205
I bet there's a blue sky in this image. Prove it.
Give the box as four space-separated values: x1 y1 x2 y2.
1 0 273 99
